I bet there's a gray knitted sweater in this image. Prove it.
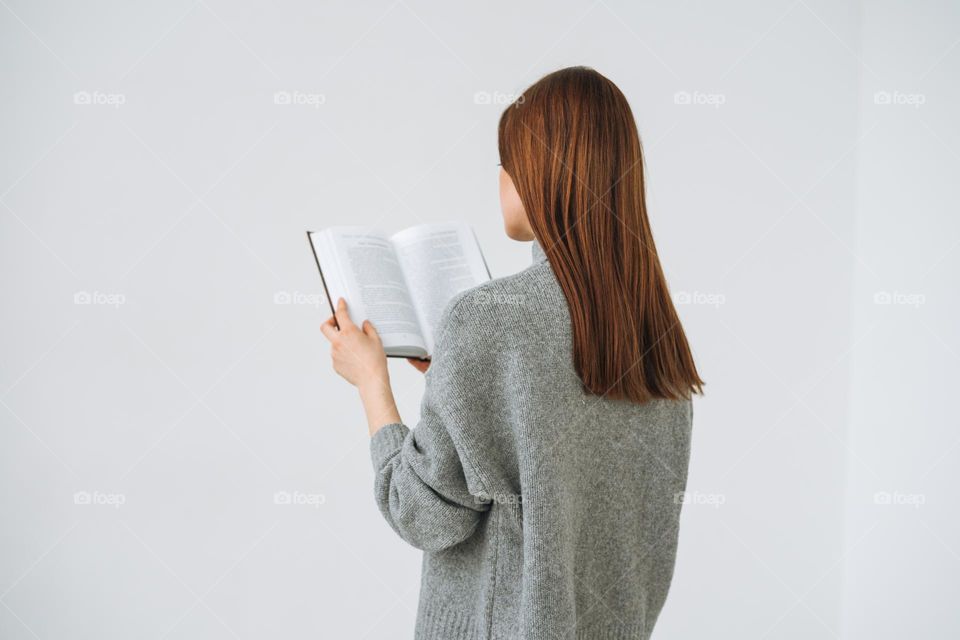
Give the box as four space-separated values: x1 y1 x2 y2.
369 240 693 640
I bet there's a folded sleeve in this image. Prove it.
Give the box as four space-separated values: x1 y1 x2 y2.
369 295 495 551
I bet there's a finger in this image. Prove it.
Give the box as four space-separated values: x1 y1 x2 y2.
406 358 430 373
362 320 380 341
335 298 356 330
320 316 338 342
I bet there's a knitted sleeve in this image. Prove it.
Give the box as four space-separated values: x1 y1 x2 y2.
369 293 495 551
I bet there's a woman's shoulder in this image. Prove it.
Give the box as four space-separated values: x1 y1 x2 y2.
434 262 563 350
447 262 559 321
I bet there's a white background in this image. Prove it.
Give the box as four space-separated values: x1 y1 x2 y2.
1 1 957 638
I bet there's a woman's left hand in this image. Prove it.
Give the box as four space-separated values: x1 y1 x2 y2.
320 298 389 390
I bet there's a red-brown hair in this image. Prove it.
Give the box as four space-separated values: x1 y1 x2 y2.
498 66 704 402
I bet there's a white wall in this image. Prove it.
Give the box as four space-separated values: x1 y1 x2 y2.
0 1 953 638
840 1 960 638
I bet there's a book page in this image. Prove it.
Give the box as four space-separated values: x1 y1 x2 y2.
390 223 491 354
310 228 428 358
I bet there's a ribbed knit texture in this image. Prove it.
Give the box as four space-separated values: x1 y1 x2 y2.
370 240 694 639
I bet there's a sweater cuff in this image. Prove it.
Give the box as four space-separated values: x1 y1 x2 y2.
370 422 409 469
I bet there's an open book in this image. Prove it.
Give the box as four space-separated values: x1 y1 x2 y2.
307 222 491 359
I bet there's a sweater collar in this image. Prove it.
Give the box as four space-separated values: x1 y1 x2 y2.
531 238 548 264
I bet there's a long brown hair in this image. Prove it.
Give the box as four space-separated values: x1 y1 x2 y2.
498 66 704 403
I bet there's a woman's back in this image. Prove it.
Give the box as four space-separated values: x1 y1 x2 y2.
371 241 693 639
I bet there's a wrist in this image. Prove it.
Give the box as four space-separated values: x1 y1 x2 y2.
357 376 401 437
358 373 390 398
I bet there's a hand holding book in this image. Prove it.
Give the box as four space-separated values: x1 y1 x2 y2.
308 222 491 359
319 297 402 436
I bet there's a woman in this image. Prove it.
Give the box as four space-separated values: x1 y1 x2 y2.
321 66 704 640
